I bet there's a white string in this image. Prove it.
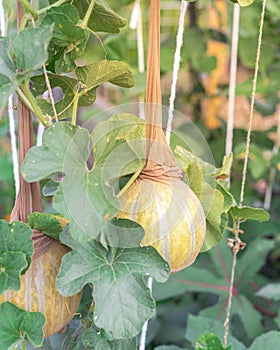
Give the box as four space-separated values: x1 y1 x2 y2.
166 0 189 145
138 276 153 350
225 4 240 158
264 105 280 210
224 0 267 346
0 0 20 196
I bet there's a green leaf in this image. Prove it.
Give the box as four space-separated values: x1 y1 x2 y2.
0 37 16 78
0 252 27 294
235 237 275 281
195 333 231 350
153 266 228 301
229 206 270 223
73 0 127 33
0 219 33 272
82 328 137 349
56 224 170 339
256 283 280 301
41 179 59 197
13 25 53 73
30 74 85 120
0 302 45 349
247 331 280 350
31 60 134 119
27 212 65 240
0 38 22 116
40 4 89 73
22 117 145 242
75 60 135 91
185 315 245 350
175 146 229 251
0 74 21 117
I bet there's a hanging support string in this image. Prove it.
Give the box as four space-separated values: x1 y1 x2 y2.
225 3 240 158
166 0 189 145
223 0 267 347
0 0 20 196
264 105 280 210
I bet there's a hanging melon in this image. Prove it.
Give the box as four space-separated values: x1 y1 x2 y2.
117 0 206 273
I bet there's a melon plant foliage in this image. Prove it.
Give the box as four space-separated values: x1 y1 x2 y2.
0 0 271 349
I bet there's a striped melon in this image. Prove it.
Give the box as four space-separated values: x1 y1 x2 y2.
117 178 206 272
0 240 82 338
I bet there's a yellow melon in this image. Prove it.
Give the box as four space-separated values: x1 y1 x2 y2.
117 178 206 272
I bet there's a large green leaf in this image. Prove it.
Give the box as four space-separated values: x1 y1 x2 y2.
0 302 45 350
40 4 89 73
56 224 170 339
13 25 53 73
82 328 137 349
22 117 145 242
247 331 280 349
73 0 127 33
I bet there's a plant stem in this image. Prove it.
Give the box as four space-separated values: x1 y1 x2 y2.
18 0 38 19
80 0 95 29
21 339 26 350
21 80 52 127
71 93 79 125
16 87 35 113
116 168 143 199
36 0 68 15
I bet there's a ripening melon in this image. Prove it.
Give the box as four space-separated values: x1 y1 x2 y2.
117 178 206 272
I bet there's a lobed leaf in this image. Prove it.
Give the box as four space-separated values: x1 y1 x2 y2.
56 224 170 339
0 302 45 350
22 116 145 242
